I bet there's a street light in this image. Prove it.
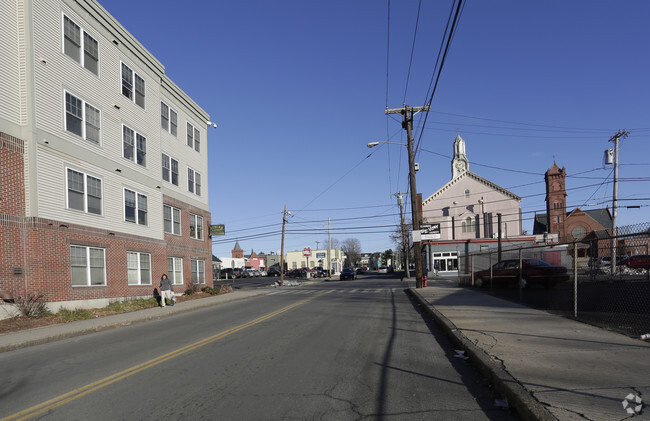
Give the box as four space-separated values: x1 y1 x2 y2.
367 141 406 148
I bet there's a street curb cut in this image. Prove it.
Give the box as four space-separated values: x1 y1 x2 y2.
406 287 558 421
0 291 267 354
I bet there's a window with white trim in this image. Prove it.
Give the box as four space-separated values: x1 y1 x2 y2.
121 62 145 108
186 122 200 152
189 213 203 240
123 125 146 166
162 154 179 186
63 14 99 75
191 259 205 284
164 204 181 235
161 102 178 136
188 168 201 195
66 168 102 215
124 188 147 225
168 257 183 285
127 251 151 285
65 91 101 144
71 245 105 286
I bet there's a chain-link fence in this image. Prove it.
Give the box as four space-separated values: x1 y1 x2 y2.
457 222 650 338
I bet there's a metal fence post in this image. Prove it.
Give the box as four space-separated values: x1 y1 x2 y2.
518 247 523 301
489 251 493 291
574 242 578 319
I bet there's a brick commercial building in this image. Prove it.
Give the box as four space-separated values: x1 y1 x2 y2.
0 0 213 314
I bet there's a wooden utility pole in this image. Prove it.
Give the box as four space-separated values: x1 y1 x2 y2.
280 204 287 286
393 192 410 278
386 104 430 288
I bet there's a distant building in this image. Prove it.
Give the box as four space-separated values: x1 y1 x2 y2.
533 162 612 257
285 248 345 273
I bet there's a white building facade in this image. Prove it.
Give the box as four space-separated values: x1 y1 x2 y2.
285 248 346 274
0 0 213 312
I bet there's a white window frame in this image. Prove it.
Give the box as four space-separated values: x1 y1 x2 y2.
62 14 99 76
164 204 182 235
127 251 152 285
71 245 106 286
189 213 204 240
121 61 145 108
66 167 102 215
161 101 178 136
186 122 200 152
188 168 201 196
64 90 101 144
124 188 148 225
122 124 146 167
162 153 179 186
191 259 206 284
168 257 183 285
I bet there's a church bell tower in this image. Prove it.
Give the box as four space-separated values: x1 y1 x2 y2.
451 135 469 179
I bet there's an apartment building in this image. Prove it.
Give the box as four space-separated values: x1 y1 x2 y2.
0 0 213 312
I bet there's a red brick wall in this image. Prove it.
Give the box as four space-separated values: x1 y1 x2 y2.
0 132 213 305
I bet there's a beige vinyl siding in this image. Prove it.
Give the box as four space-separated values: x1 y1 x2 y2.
0 0 24 125
36 148 164 240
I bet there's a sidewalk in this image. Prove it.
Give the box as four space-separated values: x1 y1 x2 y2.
408 277 649 421
0 289 268 353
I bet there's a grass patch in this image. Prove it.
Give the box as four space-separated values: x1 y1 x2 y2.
57 308 94 322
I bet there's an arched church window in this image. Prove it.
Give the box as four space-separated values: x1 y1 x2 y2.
464 189 470 198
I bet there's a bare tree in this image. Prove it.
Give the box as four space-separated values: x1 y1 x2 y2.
341 238 362 267
323 237 340 249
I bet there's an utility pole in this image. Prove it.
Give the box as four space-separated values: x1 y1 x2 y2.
280 205 288 286
315 240 320 250
609 129 629 275
393 192 410 278
386 104 430 288
328 217 332 278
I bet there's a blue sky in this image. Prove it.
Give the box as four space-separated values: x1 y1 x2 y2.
98 0 650 258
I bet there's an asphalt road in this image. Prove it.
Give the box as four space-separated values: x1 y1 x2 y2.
0 276 518 420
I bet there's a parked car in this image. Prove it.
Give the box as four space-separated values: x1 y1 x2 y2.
589 256 611 268
356 268 363 274
259 270 267 277
340 267 357 281
288 269 306 278
617 255 650 269
378 266 388 274
473 258 569 289
267 267 282 277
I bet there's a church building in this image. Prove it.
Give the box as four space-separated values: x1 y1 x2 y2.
420 135 531 275
533 163 612 257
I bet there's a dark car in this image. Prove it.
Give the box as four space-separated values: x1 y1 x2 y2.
288 269 307 278
267 267 282 277
473 258 569 289
617 255 650 269
340 267 357 281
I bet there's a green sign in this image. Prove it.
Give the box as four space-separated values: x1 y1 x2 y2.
209 224 225 236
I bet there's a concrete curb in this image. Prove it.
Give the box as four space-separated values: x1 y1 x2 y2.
0 290 268 354
406 287 558 421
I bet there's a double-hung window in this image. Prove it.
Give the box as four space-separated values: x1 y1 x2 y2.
67 168 102 215
164 204 181 235
168 257 183 285
189 213 204 240
127 251 151 285
161 154 179 186
63 14 99 75
191 259 205 284
121 62 145 108
161 102 178 136
124 188 147 225
65 91 100 144
71 245 105 286
188 168 201 196
123 125 146 166
186 123 200 152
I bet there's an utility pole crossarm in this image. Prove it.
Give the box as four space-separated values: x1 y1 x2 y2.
385 105 430 115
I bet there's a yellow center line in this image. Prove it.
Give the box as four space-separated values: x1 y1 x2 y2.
2 296 315 421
